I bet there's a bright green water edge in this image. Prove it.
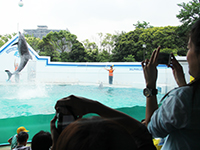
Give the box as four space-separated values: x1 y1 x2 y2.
0 106 145 144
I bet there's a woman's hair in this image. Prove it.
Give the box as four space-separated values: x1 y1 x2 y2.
190 19 200 54
159 19 200 105
189 19 200 106
31 130 52 150
56 116 137 150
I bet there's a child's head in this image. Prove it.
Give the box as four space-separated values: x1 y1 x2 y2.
17 132 29 145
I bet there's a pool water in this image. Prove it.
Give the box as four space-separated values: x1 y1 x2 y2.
0 84 164 119
0 83 165 144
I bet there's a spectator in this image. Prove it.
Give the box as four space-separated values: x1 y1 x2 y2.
141 19 200 149
31 131 52 150
8 126 29 150
50 95 156 150
13 132 31 150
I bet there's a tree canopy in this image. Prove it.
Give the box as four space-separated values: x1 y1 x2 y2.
175 0 200 55
0 0 199 62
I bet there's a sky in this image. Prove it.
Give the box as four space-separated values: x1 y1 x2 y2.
0 0 190 42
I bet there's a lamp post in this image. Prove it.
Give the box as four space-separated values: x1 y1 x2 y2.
142 44 146 60
18 0 24 7
17 0 24 32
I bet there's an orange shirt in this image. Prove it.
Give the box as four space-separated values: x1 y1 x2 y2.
15 65 18 71
109 69 114 76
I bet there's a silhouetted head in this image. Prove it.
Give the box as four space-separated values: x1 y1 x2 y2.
56 117 137 150
17 132 29 145
190 19 200 54
31 131 52 150
187 19 200 78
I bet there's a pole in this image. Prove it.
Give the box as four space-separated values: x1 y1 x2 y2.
142 44 146 60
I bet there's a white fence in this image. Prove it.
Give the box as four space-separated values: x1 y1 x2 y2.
0 35 190 94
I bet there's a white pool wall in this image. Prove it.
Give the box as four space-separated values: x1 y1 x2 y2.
0 34 190 94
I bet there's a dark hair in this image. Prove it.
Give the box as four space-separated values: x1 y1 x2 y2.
31 131 52 150
56 117 137 150
190 19 200 54
17 132 29 144
189 19 200 106
159 19 200 105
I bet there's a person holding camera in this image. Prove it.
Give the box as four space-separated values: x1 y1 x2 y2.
141 19 200 149
50 95 156 150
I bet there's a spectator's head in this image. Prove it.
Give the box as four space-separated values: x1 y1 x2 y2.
17 126 29 134
190 19 200 54
187 19 200 78
56 117 137 150
17 132 29 146
31 131 52 150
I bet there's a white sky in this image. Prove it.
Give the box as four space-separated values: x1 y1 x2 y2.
0 0 190 42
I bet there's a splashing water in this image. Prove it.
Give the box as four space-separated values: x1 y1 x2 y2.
0 84 165 119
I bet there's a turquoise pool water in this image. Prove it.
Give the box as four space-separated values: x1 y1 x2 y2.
0 84 164 119
0 84 165 144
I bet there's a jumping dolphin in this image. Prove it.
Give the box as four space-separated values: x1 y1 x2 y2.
5 32 32 81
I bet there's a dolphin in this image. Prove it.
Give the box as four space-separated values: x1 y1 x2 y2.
5 32 32 81
98 82 103 89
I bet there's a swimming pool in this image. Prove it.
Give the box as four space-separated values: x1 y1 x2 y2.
0 83 165 144
0 83 164 119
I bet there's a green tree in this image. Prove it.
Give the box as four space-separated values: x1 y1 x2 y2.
96 32 125 55
0 33 17 48
124 54 135 62
176 0 200 55
133 21 154 29
25 36 41 53
111 28 144 62
0 39 4 48
112 26 181 62
43 30 75 53
176 0 200 31
97 50 110 62
38 39 61 62
139 26 180 59
68 40 86 62
40 30 85 62
83 39 99 62
101 33 115 54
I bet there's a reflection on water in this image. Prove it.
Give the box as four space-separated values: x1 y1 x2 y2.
107 87 114 95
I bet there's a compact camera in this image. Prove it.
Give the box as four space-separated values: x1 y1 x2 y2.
56 109 77 133
157 53 171 65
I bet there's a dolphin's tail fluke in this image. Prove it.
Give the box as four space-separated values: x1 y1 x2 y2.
5 70 13 81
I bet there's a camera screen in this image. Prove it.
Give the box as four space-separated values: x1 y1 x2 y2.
157 53 170 65
61 115 75 130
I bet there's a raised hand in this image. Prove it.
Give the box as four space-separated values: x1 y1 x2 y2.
168 53 186 87
141 46 160 89
55 95 97 118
